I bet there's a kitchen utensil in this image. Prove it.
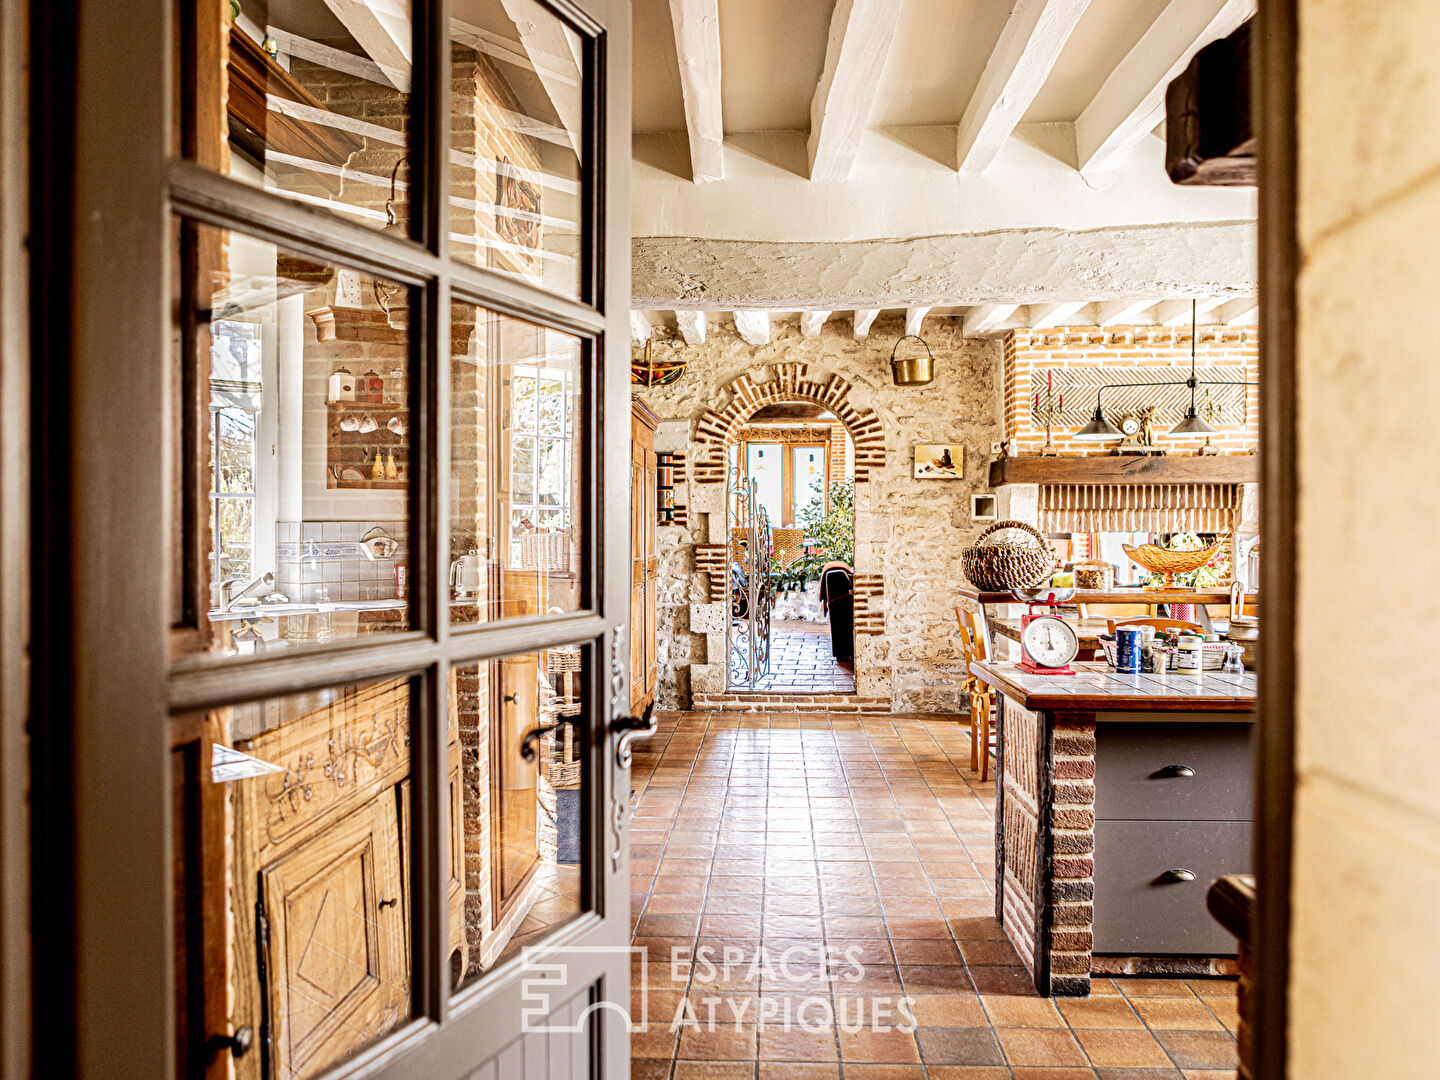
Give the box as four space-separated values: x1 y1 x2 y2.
1073 559 1115 591
1011 586 1076 605
328 366 356 402
338 412 360 432
358 414 378 434
1123 542 1221 589
449 554 481 599
360 526 398 561
387 416 406 436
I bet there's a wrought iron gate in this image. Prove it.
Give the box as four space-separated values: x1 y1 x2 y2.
726 463 773 689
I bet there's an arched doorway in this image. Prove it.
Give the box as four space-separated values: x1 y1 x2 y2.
724 401 856 693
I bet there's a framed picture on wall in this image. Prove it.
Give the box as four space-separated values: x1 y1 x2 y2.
914 443 964 479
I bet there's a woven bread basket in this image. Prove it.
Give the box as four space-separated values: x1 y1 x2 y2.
961 520 1058 592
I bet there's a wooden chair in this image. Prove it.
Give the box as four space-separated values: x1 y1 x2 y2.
1105 616 1205 635
955 607 996 782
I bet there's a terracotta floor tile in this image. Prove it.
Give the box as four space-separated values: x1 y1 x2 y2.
676 1023 759 1061
967 966 1037 995
1183 979 1239 1000
997 1027 1090 1068
757 1024 840 1061
914 1027 1006 1066
630 1060 672 1080
899 964 977 994
960 939 1023 966
1115 978 1196 999
909 993 987 1027
841 1067 929 1080
671 1063 755 1080
891 938 965 965
758 1065 841 1080
1128 997 1224 1031
926 1069 1013 1079
1151 1031 1238 1070
1010 1070 1100 1080
980 994 1066 1028
1072 1029 1173 1069
1056 996 1145 1030
838 1028 923 1063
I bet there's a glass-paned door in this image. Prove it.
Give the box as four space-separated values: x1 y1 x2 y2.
52 0 636 1078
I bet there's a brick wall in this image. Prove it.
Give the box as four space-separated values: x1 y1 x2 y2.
1003 327 1259 457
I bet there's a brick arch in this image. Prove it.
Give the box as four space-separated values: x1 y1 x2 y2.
691 363 885 483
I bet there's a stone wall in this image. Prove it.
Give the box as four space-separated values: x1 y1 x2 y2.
1290 1 1440 1075
632 313 1002 713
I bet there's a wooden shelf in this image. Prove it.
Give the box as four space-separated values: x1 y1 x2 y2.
333 479 407 491
327 400 408 410
958 585 1257 606
989 455 1259 487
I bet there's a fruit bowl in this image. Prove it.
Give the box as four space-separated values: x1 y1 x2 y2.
1123 543 1221 590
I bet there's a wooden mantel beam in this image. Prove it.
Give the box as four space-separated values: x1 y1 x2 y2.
1075 0 1253 180
808 0 905 181
958 0 1092 174
667 0 725 182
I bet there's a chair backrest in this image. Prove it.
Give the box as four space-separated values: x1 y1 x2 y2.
955 606 990 664
1106 616 1205 635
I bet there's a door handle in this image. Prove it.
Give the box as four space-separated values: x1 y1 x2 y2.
520 718 572 763
1156 764 1195 778
612 703 657 769
1159 868 1197 883
208 1025 254 1060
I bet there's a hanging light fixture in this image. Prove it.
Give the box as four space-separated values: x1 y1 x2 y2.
1070 299 1253 442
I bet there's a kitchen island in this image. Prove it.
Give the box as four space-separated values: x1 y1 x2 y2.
970 660 1256 996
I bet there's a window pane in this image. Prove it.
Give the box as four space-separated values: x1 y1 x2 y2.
451 305 584 626
186 0 413 235
176 219 414 659
449 1 584 298
793 445 826 520
746 443 783 526
176 677 415 1079
449 647 587 993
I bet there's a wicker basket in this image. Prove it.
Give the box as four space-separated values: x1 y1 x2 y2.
961 520 1058 592
1123 542 1220 589
543 723 582 789
518 530 570 572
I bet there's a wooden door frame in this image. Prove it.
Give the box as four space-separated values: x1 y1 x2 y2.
30 0 635 1076
1253 1 1298 1076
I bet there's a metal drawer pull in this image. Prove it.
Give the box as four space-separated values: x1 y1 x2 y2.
1157 764 1196 778
1160 868 1197 883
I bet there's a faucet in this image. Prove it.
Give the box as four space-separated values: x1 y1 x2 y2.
224 572 289 610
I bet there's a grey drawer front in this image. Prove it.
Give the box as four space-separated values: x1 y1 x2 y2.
1094 820 1251 956
1095 722 1253 821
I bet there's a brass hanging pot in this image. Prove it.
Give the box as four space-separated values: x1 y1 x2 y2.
889 334 936 386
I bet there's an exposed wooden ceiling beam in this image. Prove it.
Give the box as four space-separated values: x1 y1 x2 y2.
799 310 832 338
1156 297 1226 326
1028 301 1087 328
674 310 707 346
904 306 931 337
498 0 582 157
957 0 1092 174
1218 296 1259 325
807 0 905 182
320 0 412 91
630 310 655 347
1095 298 1157 326
733 310 771 346
1075 0 1253 180
667 0 725 182
962 304 1022 338
852 309 880 339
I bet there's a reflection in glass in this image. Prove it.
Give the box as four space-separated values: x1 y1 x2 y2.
450 303 583 626
189 0 412 234
450 0 584 298
178 220 413 658
177 678 421 1079
450 648 586 992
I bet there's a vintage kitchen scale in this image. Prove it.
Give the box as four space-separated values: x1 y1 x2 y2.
1012 586 1080 675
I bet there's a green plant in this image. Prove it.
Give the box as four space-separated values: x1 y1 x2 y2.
789 481 855 582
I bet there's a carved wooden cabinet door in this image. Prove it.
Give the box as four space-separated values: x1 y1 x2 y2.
259 799 408 1080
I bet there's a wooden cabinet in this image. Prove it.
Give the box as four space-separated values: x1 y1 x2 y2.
630 401 659 714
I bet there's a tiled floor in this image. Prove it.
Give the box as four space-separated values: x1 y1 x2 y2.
627 710 1239 1079
749 621 856 694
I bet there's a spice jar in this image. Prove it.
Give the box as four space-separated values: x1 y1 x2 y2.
1176 633 1203 675
1073 559 1114 591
